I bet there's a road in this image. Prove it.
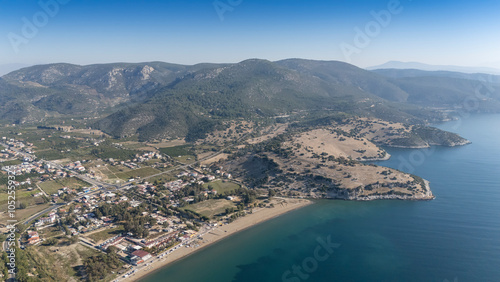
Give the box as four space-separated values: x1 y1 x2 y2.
114 225 214 282
0 131 255 282
21 203 66 225
2 133 248 267
2 133 245 228
140 132 249 183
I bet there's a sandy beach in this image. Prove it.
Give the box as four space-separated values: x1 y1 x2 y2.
122 198 312 282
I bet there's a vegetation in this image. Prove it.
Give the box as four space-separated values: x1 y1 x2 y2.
159 145 193 157
84 252 122 281
203 180 240 194
39 177 91 195
2 59 496 141
91 141 141 161
0 59 481 282
0 159 22 166
183 199 236 218
114 167 161 180
87 225 125 243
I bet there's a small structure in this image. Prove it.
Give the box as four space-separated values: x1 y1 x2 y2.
27 231 40 245
131 250 152 265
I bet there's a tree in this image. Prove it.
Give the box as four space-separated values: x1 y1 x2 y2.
69 235 79 244
0 252 7 278
107 245 119 254
43 237 58 246
243 190 257 204
63 225 70 235
16 223 26 233
225 207 234 215
84 253 121 281
149 217 157 226
268 189 276 199
94 209 103 219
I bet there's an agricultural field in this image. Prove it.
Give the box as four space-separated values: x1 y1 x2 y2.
174 155 197 164
183 199 236 218
146 173 177 185
159 145 193 157
39 177 91 195
92 165 123 183
0 159 22 166
149 139 186 148
89 144 141 161
86 225 125 244
0 187 47 212
114 167 161 180
35 149 68 161
0 203 50 225
93 165 162 182
117 141 157 151
203 180 240 194
0 188 38 204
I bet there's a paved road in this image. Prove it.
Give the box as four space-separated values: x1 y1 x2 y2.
2 133 252 282
139 133 250 183
22 203 65 225
2 132 246 228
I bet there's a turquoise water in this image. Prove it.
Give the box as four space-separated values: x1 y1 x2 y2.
144 114 500 282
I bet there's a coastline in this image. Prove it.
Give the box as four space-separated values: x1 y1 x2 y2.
360 152 392 162
123 198 313 282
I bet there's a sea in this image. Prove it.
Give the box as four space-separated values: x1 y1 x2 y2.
144 114 500 282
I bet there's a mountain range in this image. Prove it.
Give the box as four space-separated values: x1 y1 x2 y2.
1 59 499 141
367 61 500 75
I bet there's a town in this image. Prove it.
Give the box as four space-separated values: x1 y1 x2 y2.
0 114 448 281
0 128 281 281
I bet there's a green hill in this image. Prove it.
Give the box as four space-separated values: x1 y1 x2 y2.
95 59 430 140
1 59 500 140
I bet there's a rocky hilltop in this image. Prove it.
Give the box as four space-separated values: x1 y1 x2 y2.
217 117 461 201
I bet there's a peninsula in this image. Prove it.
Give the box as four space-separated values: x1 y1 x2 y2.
0 58 484 281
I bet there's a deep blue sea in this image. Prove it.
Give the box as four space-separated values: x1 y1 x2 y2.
144 114 500 282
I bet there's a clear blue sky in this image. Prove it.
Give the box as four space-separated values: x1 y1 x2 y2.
1 0 499 68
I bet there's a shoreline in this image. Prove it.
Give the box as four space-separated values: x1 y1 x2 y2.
122 198 313 282
359 152 392 162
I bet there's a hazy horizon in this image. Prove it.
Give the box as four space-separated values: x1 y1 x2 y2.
3 59 500 78
1 0 499 69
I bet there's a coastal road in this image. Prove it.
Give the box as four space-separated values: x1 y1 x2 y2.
4 131 250 228
115 226 213 282
22 203 66 225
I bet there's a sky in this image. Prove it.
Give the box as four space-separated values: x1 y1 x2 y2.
1 0 500 69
